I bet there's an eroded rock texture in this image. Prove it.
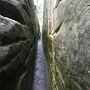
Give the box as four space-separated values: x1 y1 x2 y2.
0 0 39 90
43 0 90 90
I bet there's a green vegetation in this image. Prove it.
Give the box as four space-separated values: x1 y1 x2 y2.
34 0 43 31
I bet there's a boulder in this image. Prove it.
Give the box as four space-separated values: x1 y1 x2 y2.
0 0 39 90
43 0 90 90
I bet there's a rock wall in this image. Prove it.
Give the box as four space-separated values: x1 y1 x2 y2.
43 0 90 90
0 0 39 90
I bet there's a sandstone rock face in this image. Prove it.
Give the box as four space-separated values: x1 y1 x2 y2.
43 0 90 90
0 0 39 90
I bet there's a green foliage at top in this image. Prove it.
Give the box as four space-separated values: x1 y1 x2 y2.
34 0 43 31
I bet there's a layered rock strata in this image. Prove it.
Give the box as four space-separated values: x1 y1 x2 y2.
43 0 90 90
0 0 39 90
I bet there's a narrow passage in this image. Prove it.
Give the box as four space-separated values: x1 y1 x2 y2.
32 38 48 90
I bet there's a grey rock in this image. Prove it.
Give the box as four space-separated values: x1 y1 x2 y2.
43 0 90 90
0 0 39 90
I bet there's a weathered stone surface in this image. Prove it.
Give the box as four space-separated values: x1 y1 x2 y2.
0 0 39 90
0 15 27 46
43 0 90 90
